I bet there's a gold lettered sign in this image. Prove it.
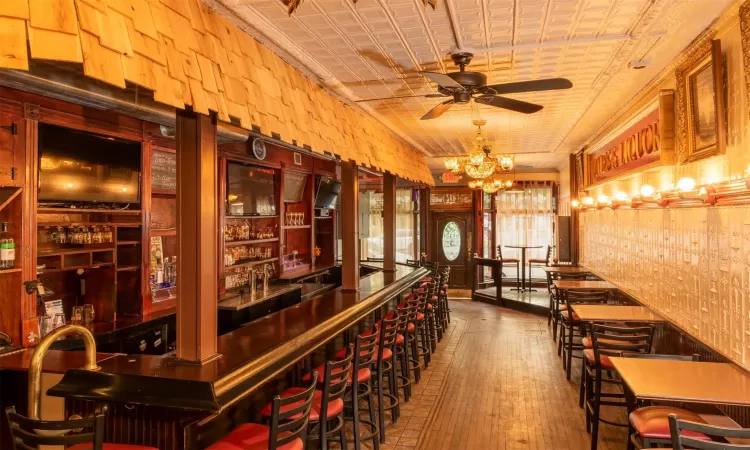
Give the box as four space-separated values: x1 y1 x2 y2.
587 109 661 184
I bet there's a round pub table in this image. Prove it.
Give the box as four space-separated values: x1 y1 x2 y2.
505 245 543 292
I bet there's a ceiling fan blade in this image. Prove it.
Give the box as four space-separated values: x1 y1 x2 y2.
476 95 543 114
484 78 573 95
420 72 464 89
421 100 455 120
355 93 442 102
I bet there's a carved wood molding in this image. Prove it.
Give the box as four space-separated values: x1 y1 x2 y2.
740 1 750 120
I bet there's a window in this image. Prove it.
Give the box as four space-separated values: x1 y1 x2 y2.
364 189 416 263
496 181 555 278
442 221 461 261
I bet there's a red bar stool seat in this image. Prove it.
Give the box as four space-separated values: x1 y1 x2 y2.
206 423 303 450
208 373 318 450
630 406 710 441
260 388 344 421
304 363 371 384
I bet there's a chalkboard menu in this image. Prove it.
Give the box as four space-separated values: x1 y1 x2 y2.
283 172 308 202
151 150 176 192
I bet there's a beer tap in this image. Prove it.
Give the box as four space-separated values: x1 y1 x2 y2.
250 267 258 301
262 263 272 296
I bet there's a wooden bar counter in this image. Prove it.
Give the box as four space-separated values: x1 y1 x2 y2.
44 263 428 413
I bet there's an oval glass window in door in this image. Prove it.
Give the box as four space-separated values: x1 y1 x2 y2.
442 221 461 261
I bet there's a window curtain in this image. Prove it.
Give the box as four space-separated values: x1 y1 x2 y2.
365 189 415 263
496 181 555 261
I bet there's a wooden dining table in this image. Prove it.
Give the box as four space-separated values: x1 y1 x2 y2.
542 266 592 275
610 357 750 407
552 279 617 291
571 305 665 323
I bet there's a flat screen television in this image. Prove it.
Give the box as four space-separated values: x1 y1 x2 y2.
315 175 341 210
38 123 141 204
226 162 277 216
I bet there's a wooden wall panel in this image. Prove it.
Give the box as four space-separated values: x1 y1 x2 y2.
8 0 433 185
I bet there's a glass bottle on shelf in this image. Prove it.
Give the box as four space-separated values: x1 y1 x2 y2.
0 222 15 269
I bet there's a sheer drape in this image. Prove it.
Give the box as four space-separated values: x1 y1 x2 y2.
496 181 555 262
365 189 415 262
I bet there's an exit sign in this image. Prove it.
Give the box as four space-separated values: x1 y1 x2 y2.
441 172 461 183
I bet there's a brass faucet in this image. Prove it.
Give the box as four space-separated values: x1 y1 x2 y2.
28 324 99 420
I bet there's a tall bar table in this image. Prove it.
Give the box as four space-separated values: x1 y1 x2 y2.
505 245 542 292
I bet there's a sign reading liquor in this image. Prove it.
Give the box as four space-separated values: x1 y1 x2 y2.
587 110 661 184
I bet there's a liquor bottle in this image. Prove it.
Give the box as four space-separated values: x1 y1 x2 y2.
0 222 15 269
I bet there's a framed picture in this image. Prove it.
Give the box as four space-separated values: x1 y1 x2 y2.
676 39 726 163
150 236 164 270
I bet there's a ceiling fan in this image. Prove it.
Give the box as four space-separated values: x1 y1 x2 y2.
356 52 573 120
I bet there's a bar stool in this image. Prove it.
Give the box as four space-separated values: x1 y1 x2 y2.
391 302 422 386
584 324 654 450
207 373 318 450
496 245 520 291
263 351 351 450
438 266 451 327
5 406 160 450
321 334 379 450
371 314 400 443
528 245 552 284
623 354 708 450
667 414 750 449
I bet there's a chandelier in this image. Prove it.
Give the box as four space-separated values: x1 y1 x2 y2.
443 119 516 180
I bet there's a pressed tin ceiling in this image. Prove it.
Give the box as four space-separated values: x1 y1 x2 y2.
210 0 734 170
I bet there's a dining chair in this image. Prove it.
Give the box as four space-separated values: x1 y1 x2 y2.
585 324 655 450
623 354 708 450
496 245 520 290
669 413 750 449
557 288 610 379
528 245 552 284
548 272 589 340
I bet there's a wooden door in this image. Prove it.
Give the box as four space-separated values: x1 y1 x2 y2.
431 212 472 288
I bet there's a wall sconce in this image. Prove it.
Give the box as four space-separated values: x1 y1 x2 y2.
596 194 611 208
612 191 629 208
571 199 580 208
698 186 717 205
677 177 696 192
582 196 595 208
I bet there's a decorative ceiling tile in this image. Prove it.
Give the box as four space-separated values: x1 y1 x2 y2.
212 0 735 170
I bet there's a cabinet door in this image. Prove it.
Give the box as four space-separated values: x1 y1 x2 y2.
0 111 22 187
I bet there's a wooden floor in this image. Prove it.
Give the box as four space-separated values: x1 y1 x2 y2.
376 300 628 450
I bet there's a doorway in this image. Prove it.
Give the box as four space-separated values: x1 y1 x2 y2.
431 212 473 288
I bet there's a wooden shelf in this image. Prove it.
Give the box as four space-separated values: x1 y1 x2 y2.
225 257 279 270
117 241 141 246
38 248 114 257
116 265 140 272
225 238 279 247
284 225 311 230
225 215 279 220
38 207 141 215
0 267 21 274
151 228 176 237
0 187 22 212
38 222 140 227
40 263 114 274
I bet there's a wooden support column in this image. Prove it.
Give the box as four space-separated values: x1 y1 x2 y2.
419 187 429 262
341 162 360 292
383 172 396 272
175 110 220 364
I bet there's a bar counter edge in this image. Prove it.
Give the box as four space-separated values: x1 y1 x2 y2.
45 264 430 413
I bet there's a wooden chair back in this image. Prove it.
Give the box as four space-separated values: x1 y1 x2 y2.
320 346 353 419
591 323 655 367
268 372 319 450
